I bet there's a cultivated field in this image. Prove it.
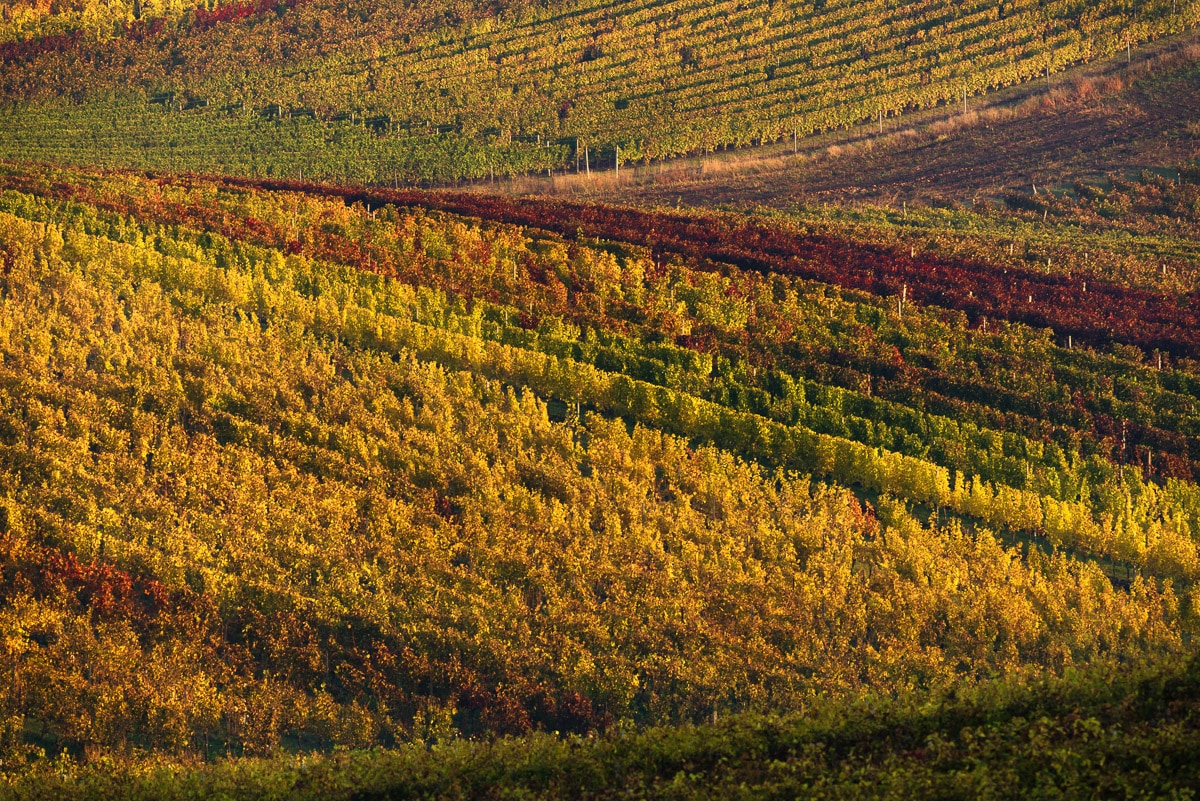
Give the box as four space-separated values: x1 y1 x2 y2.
0 0 1198 797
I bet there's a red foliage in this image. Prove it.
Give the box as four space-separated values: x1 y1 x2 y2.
1 14 172 66
0 0 297 68
120 17 165 42
0 31 84 65
193 0 301 32
232 181 1197 361
433 493 459 520
34 549 166 620
6 170 1196 479
0 538 214 635
677 332 717 353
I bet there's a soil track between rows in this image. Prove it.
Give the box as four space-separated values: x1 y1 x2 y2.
506 33 1200 210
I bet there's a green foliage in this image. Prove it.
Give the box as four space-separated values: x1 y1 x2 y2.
2 0 1197 180
4 655 1200 800
7 167 1199 579
0 98 567 183
770 169 1200 296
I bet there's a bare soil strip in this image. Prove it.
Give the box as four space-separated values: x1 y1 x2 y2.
489 32 1200 210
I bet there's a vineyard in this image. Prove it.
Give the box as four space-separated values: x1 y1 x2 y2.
586 39 1200 215
0 162 1195 796
0 0 1198 181
7 654 1200 799
2 0 1200 793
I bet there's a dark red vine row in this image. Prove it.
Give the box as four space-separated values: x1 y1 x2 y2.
227 178 1199 360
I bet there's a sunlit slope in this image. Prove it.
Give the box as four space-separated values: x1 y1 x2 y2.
0 0 1197 180
0 165 1195 765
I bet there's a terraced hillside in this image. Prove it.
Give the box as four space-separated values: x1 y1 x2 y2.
1 0 1197 181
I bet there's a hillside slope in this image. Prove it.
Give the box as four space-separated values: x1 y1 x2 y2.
1 0 1197 181
0 165 1197 775
6 651 1200 799
550 37 1200 209
2 2 1200 790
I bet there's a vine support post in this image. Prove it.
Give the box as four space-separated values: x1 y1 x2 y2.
1121 420 1128 470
